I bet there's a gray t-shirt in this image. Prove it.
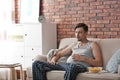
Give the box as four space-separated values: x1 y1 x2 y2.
66 41 94 67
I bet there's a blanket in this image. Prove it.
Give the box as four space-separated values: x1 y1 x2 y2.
47 45 70 63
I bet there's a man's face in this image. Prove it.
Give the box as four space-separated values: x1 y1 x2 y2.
75 27 88 41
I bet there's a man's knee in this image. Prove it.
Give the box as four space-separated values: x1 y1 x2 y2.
32 61 44 68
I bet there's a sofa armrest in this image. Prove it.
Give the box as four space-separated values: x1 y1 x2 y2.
118 65 120 75
34 55 47 62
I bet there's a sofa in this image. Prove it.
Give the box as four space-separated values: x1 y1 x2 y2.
26 38 120 80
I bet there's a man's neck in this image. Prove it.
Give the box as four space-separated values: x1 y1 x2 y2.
79 39 88 43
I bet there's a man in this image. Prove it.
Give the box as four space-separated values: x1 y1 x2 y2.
32 23 103 80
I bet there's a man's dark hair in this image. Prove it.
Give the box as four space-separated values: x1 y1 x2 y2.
74 23 88 32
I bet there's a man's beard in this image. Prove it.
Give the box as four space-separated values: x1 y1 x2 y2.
77 39 82 41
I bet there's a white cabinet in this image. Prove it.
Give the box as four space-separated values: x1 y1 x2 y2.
23 23 57 68
4 23 57 68
23 23 57 54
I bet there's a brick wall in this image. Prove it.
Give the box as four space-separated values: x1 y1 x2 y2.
42 0 120 44
14 0 20 23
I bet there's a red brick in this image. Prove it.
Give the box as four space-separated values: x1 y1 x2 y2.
110 28 120 31
104 32 117 35
84 21 96 24
57 0 65 1
90 2 102 6
97 35 111 38
88 35 97 38
56 12 65 15
84 6 96 10
103 16 116 20
110 35 120 38
79 17 89 20
103 1 117 5
54 19 62 22
91 24 104 27
66 11 77 15
90 10 102 13
73 0 84 3
78 10 89 14
89 16 102 20
111 4 120 8
72 14 84 18
85 13 96 17
61 15 71 18
78 3 89 7
84 0 96 2
118 32 120 35
65 18 76 21
71 7 83 11
59 1 66 5
89 28 96 31
97 13 109 17
97 5 110 9
117 17 120 19
97 20 109 24
91 32 103 35
58 31 67 35
72 21 84 24
101 28 110 32
60 21 72 25
111 13 120 16
67 32 74 35
103 9 116 13
53 15 60 18
111 20 120 24
104 24 119 28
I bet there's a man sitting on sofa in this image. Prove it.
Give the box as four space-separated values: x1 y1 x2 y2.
32 23 103 80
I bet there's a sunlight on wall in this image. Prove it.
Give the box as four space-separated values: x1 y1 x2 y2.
0 0 14 24
0 24 24 64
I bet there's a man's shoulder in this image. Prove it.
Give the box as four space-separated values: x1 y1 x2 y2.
89 41 100 48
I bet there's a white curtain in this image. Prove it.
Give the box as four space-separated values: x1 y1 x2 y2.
0 0 14 24
0 0 15 64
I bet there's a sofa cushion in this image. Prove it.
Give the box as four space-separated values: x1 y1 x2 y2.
99 39 120 68
106 49 120 73
47 71 64 80
77 72 120 80
48 71 120 80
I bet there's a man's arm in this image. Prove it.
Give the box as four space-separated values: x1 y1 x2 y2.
49 42 77 65
72 42 103 67
84 41 103 66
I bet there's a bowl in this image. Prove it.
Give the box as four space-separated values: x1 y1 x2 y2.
88 67 102 73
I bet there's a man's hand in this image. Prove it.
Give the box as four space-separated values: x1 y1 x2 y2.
72 54 85 61
49 54 60 65
49 58 56 65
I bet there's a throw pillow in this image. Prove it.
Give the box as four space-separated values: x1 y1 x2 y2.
47 45 69 63
106 49 120 73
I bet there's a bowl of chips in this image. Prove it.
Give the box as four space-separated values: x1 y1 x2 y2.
88 67 102 73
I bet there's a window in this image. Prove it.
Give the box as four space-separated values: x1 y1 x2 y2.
20 0 40 23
